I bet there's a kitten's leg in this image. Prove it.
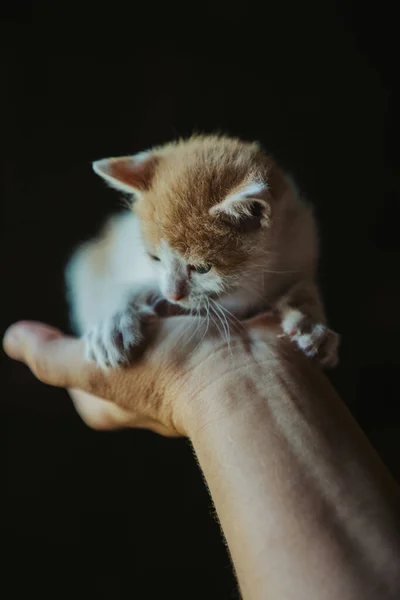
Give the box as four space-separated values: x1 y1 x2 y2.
275 281 339 368
66 214 160 369
82 291 157 370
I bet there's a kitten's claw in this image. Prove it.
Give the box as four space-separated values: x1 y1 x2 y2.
84 307 155 370
281 314 339 368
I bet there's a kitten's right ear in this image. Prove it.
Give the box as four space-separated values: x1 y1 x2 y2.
92 152 158 195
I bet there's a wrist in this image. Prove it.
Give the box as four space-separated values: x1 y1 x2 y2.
175 332 283 439
158 313 283 438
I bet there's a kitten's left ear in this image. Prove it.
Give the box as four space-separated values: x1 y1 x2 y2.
209 180 272 227
92 152 158 195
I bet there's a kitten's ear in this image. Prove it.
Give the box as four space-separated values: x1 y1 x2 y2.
209 180 272 227
92 152 158 194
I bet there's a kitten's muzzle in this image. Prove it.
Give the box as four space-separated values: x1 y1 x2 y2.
165 278 187 303
166 291 186 302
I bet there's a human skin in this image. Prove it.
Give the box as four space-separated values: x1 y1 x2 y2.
3 315 400 600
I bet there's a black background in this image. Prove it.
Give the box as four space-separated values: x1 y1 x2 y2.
1 1 399 598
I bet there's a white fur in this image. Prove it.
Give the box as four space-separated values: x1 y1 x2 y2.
281 309 339 367
281 309 305 335
66 212 157 334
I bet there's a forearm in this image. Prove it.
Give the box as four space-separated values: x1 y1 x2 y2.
187 340 400 600
5 317 399 599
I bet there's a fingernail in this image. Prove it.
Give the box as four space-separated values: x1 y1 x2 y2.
3 325 24 360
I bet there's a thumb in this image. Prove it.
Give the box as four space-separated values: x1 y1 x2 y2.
3 321 92 389
3 321 63 358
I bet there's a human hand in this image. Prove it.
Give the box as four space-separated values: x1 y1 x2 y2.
3 314 280 437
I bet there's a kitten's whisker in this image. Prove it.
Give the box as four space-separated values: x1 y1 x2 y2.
209 307 224 341
210 299 232 358
213 300 239 335
214 304 236 357
211 300 229 338
175 310 198 345
238 264 298 275
251 248 280 256
180 299 203 347
193 298 211 352
211 298 245 334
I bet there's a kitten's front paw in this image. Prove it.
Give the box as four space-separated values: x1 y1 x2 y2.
281 312 339 368
84 307 155 370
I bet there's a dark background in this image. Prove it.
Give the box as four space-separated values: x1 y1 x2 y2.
1 1 399 597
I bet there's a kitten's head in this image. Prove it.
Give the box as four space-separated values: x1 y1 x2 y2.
93 135 290 309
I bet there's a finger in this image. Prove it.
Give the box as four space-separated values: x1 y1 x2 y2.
3 321 64 357
3 321 100 391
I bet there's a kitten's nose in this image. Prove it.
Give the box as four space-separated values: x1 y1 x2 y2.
167 292 185 302
166 279 187 302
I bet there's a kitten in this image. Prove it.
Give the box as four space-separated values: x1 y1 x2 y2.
66 135 339 369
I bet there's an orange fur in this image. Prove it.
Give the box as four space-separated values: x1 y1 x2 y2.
128 136 289 273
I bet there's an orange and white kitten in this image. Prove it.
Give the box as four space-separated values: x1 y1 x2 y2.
66 135 339 369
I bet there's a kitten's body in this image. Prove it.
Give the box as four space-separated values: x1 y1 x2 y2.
66 135 339 369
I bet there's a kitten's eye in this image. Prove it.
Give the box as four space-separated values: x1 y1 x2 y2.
149 254 160 262
191 263 212 274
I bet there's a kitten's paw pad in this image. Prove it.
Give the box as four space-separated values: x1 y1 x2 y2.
84 310 147 370
283 318 339 368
